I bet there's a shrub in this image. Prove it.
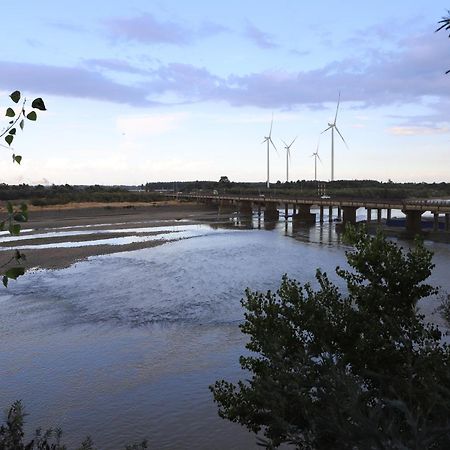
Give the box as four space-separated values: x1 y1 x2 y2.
210 228 450 448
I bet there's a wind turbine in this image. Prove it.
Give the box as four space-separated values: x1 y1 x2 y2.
262 114 278 188
311 137 321 181
281 137 297 182
321 92 348 181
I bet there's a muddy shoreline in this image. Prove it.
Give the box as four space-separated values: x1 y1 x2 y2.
0 202 223 270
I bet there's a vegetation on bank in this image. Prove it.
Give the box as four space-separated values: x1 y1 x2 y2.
1 179 450 207
144 179 450 201
211 228 450 448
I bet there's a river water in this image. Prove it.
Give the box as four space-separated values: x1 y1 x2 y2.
0 215 449 449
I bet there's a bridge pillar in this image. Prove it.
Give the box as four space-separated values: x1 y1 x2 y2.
342 206 357 226
387 209 392 221
337 207 342 221
238 201 253 217
446 214 450 232
377 209 382 224
366 208 372 223
292 204 296 215
264 202 279 221
284 203 289 219
293 204 315 224
434 213 439 232
328 206 333 222
319 205 324 223
403 210 423 236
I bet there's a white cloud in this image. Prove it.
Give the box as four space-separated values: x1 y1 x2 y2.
116 112 188 136
388 126 450 136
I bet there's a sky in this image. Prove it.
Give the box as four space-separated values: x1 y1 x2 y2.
0 0 449 185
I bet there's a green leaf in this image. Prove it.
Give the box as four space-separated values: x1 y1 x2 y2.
10 91 21 103
9 224 21 235
9 128 16 135
5 135 13 146
6 202 13 214
5 267 25 280
26 111 37 121
6 107 15 117
20 203 28 213
2 276 8 287
13 212 27 222
19 119 24 130
31 98 46 111
13 155 22 165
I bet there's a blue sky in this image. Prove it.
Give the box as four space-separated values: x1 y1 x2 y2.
0 0 449 185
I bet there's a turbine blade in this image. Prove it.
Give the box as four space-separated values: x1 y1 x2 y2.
261 138 267 144
269 137 278 153
289 136 297 147
335 126 349 148
334 91 341 123
318 154 323 164
321 126 332 134
269 113 274 138
281 139 288 148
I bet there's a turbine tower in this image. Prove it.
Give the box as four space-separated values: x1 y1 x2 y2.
281 137 297 182
321 92 348 181
311 137 321 181
262 114 277 188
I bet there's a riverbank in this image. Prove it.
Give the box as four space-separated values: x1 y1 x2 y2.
0 201 221 270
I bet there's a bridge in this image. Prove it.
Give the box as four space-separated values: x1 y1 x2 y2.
167 193 450 236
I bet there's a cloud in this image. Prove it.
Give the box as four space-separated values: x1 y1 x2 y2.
244 21 278 49
2 28 449 120
0 61 156 106
116 112 187 136
105 13 226 45
388 126 450 136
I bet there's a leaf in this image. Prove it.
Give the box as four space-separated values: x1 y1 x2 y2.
5 135 13 146
7 202 13 214
9 128 16 135
13 155 22 165
5 267 25 280
26 111 37 121
6 107 15 117
31 98 46 111
19 119 24 130
10 91 21 103
20 203 28 213
13 212 27 222
9 224 21 235
2 276 8 287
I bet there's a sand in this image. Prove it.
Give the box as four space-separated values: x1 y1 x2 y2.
0 201 222 270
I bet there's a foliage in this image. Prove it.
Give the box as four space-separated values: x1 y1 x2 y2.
438 292 450 327
210 228 450 448
436 10 450 73
1 92 46 286
0 401 148 450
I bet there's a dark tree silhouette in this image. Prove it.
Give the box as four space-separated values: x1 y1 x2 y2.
436 10 450 73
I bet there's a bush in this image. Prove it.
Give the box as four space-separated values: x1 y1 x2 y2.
210 228 450 448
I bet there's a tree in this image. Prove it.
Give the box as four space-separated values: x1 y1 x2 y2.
210 228 450 448
1 91 46 286
436 10 450 73
219 175 230 184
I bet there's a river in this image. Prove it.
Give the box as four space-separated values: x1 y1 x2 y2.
0 216 449 449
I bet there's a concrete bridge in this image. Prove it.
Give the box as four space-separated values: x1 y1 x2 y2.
168 193 450 236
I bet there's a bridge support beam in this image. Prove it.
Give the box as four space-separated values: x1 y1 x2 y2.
377 209 382 224
367 208 372 223
403 210 423 236
329 206 333 222
446 213 450 232
238 201 253 217
319 205 324 223
284 203 289 219
342 206 357 226
434 213 439 232
293 204 315 224
387 209 392 221
337 207 342 221
264 203 279 221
